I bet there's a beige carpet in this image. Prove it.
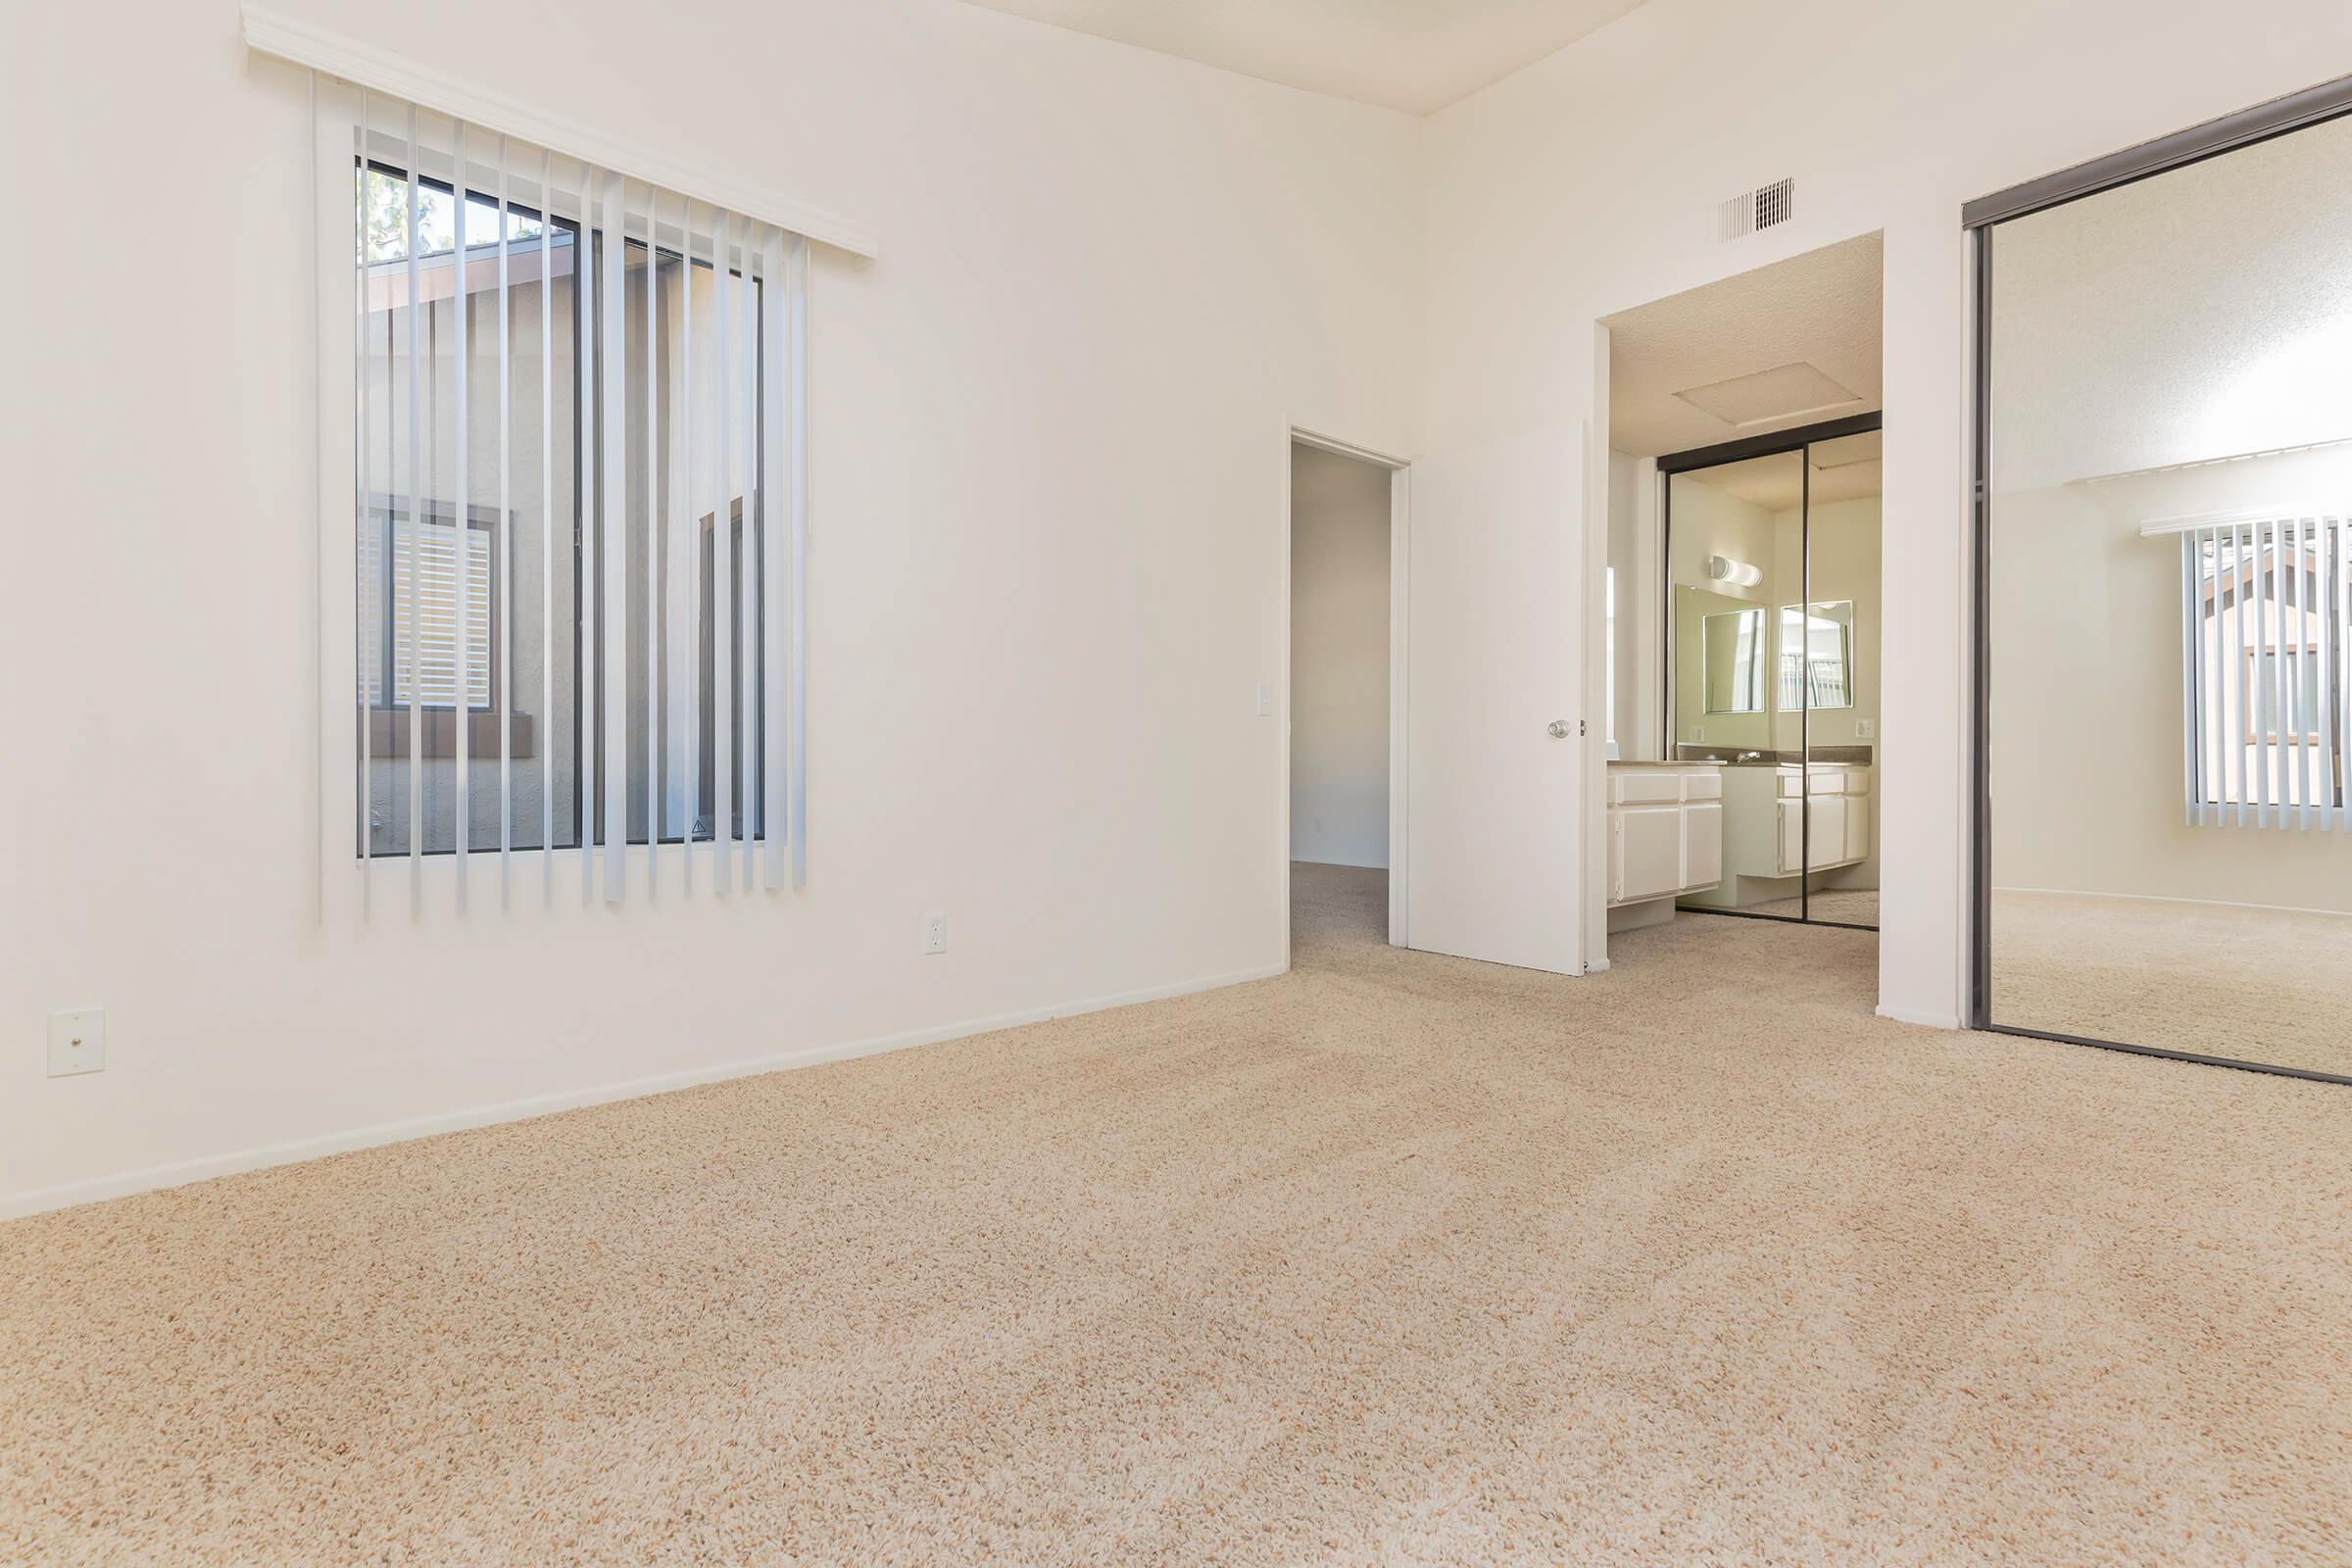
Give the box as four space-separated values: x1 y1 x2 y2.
1991 890 2352 1079
1727 887 1880 927
4 864 2349 1566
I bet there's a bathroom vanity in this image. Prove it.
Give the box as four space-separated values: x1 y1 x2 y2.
1668 756 1871 911
1604 761 1725 922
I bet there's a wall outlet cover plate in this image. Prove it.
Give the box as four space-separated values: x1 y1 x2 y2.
48 1006 105 1077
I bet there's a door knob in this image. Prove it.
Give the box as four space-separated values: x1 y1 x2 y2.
1547 719 1573 739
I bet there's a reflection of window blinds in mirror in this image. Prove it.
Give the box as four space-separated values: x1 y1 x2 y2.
2168 514 2348 828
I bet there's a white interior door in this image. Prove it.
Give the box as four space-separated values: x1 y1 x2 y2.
1405 423 1585 973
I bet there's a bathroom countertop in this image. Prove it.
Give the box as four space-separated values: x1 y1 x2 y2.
1669 745 1874 766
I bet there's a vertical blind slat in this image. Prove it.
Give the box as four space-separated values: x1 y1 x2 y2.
2248 516 2267 832
601 171 628 901
711 212 735 892
2231 523 2247 826
2181 531 2199 827
760 226 787 889
681 201 698 891
453 122 471 906
497 135 514 902
405 106 425 911
2206 526 2222 821
355 95 372 909
2320 516 2333 829
2292 515 2310 825
789 233 808 888
539 149 556 898
739 241 759 886
578 162 599 897
644 188 661 895
2324 516 2342 832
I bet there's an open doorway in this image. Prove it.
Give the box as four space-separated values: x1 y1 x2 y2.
1286 431 1408 957
1594 231 1885 951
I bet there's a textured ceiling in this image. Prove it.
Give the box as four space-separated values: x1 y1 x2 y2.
952 0 1648 114
1990 109 2352 492
1677 431 1883 514
1605 233 1884 461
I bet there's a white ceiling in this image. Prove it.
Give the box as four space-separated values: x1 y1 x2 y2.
1604 232 1884 460
953 0 1648 115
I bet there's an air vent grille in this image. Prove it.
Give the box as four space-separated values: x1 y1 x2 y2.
1718 177 1795 240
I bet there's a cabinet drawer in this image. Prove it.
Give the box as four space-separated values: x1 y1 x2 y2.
1807 769 1849 795
1681 771 1723 803
1610 772 1681 806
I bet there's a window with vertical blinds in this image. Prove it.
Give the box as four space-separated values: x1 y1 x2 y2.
2176 514 2349 828
345 92 808 906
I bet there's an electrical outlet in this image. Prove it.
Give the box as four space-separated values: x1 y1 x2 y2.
1856 719 1876 739
921 912 948 956
47 1006 105 1078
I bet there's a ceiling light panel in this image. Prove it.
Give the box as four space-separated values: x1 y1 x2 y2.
1672 361 1862 428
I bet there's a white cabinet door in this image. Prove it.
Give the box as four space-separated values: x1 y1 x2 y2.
1845 795 1870 861
1779 800 1804 875
1407 426 1584 971
1683 802 1723 890
1808 796 1847 867
1617 806 1683 904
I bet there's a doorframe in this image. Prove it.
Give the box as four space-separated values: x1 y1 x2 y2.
1283 424 1413 967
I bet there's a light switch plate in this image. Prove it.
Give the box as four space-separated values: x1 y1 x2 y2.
1856 719 1876 739
47 1006 105 1077
1255 682 1274 716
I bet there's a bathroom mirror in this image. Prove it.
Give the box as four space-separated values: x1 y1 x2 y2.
1778 601 1853 710
1703 608 1766 713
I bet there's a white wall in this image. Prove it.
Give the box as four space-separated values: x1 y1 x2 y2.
1 0 1421 1213
1421 0 2352 1027
1290 446 1392 868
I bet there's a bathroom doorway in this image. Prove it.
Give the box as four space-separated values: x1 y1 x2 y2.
1594 230 1885 942
1285 429 1410 958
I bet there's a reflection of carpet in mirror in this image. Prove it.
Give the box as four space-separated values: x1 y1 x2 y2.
1738 888 1879 926
1990 891 2352 1079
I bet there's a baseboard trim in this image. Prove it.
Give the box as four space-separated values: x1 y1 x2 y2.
1876 1003 1962 1030
1991 885 2352 920
1 962 1286 1222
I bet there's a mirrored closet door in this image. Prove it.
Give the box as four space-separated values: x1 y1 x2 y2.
1664 420 1882 927
1972 87 2352 1083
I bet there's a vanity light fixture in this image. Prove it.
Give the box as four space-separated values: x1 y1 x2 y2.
1706 554 1764 588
